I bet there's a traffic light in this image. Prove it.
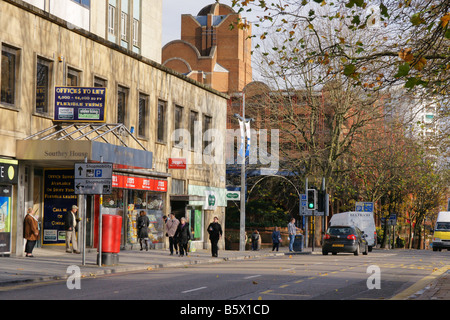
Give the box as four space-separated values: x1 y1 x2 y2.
307 189 317 210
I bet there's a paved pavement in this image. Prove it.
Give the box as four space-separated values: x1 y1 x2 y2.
0 247 448 300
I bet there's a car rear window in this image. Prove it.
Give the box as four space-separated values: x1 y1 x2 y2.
328 227 353 235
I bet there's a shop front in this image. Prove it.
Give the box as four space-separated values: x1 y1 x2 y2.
95 174 168 250
15 135 162 253
0 159 18 256
187 185 227 251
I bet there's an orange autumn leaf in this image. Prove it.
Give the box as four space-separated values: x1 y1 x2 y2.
441 12 450 28
399 48 414 62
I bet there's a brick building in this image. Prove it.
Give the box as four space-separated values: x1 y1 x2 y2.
162 2 252 94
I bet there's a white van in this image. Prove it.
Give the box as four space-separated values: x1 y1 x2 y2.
432 212 450 252
329 212 377 251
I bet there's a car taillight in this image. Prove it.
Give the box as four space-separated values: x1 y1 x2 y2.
347 234 356 240
324 234 331 240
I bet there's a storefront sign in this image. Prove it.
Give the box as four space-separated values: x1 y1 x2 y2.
43 169 77 245
54 87 107 122
0 159 18 185
112 175 167 192
0 186 12 254
168 158 187 170
204 190 217 210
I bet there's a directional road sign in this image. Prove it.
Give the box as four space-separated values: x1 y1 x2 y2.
355 202 374 213
74 163 113 195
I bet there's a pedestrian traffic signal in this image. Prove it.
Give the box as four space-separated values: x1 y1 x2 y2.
307 189 317 210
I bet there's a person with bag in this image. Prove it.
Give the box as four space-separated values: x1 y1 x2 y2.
272 226 282 252
165 213 179 255
207 216 222 257
137 211 150 251
175 217 191 257
23 207 39 257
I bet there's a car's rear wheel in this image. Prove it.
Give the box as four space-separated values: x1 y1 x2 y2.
354 245 359 256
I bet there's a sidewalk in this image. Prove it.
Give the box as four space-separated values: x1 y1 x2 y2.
0 247 310 288
406 268 450 300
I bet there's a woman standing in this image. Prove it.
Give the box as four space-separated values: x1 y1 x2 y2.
137 211 150 251
272 227 282 252
23 208 39 257
175 217 191 257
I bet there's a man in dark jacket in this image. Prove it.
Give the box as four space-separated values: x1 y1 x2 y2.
207 217 223 257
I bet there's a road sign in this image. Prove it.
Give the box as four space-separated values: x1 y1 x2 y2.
226 191 241 201
355 202 374 213
74 163 113 195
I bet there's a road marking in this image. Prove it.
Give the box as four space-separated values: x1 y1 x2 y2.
390 265 450 300
244 275 262 280
182 287 207 294
279 284 290 288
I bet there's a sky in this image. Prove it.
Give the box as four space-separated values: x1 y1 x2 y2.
162 0 246 46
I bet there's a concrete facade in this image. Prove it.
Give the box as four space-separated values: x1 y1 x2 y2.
0 0 227 256
21 0 163 63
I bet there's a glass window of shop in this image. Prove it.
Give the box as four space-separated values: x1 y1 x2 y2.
102 189 165 248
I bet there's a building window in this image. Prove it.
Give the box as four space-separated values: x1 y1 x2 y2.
174 105 184 146
71 0 90 8
36 57 52 114
1 45 19 106
203 115 212 153
138 93 148 138
108 4 116 35
189 110 199 150
121 12 129 42
132 0 141 51
117 86 128 125
157 100 166 143
133 18 140 47
67 67 80 86
94 76 107 88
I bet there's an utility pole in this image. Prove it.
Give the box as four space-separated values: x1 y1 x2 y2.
234 93 253 252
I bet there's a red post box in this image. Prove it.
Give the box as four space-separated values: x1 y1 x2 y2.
101 214 122 254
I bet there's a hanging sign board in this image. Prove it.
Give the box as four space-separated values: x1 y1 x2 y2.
54 87 107 122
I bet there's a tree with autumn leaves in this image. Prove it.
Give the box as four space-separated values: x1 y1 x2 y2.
228 0 448 244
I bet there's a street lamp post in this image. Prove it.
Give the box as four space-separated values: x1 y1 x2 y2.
234 93 253 252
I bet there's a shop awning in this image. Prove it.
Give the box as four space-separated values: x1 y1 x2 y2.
16 124 153 170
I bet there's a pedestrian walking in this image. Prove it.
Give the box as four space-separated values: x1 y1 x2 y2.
137 210 150 251
272 227 282 252
23 207 39 257
64 205 80 254
166 213 179 255
175 217 191 257
251 229 261 251
207 216 223 257
288 218 297 252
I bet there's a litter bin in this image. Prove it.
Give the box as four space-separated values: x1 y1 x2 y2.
293 234 303 252
98 214 122 266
